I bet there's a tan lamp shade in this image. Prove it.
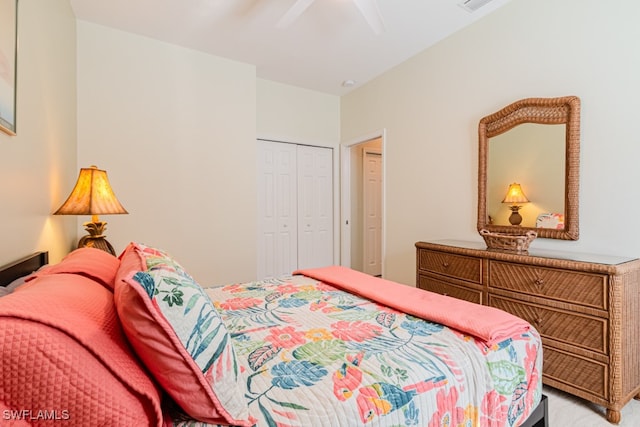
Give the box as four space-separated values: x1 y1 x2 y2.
54 166 128 216
54 165 127 255
502 183 530 204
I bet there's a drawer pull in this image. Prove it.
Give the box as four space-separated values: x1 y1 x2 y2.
442 262 450 268
534 278 544 286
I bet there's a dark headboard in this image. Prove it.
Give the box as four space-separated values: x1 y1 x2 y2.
0 252 49 287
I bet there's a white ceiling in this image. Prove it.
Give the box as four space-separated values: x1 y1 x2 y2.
69 0 512 96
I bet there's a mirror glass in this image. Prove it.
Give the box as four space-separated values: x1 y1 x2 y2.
477 96 580 240
487 124 566 228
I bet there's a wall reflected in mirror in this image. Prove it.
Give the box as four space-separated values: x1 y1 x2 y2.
487 123 566 228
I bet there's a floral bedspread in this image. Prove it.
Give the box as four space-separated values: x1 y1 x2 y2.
171 275 542 427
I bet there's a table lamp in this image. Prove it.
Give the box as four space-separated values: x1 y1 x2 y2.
54 165 128 255
502 182 529 226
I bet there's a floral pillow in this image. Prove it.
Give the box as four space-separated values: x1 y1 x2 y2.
535 212 565 229
114 242 251 426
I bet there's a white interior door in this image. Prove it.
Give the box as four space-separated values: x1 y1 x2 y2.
297 145 333 270
363 149 382 276
340 131 386 276
257 141 298 279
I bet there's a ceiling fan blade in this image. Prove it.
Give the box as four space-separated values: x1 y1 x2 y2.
352 0 385 34
276 0 316 29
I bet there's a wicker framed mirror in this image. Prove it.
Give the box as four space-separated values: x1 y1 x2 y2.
477 96 581 240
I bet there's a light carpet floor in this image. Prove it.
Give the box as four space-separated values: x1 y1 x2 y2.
545 385 640 426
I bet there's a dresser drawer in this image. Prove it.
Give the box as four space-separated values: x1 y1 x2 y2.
489 261 608 310
417 275 482 304
543 346 607 400
489 295 608 354
418 249 482 284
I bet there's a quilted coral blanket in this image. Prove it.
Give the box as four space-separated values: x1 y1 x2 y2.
0 273 163 426
294 266 532 346
172 272 542 427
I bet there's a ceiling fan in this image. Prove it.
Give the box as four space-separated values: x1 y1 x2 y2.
276 0 385 34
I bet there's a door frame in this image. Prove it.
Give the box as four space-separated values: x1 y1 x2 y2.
340 129 386 276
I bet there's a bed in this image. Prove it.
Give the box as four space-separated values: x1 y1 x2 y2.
0 244 548 427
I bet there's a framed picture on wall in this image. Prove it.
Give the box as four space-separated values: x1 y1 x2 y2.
0 0 18 136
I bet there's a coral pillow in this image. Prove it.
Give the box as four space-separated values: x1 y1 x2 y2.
29 247 119 291
114 242 251 426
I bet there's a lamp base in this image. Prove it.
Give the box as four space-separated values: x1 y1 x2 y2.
78 235 116 255
508 205 523 226
78 219 116 255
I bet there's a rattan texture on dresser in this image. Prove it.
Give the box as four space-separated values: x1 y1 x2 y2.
416 240 640 424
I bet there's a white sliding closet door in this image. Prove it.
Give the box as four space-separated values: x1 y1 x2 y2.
257 141 298 279
297 145 333 270
257 141 333 280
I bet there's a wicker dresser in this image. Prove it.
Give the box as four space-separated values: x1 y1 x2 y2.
415 240 640 424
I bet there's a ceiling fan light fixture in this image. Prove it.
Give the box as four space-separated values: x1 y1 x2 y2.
277 0 385 34
352 0 385 34
458 0 495 13
276 0 315 29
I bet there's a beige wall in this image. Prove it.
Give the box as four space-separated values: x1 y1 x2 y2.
7 0 639 290
0 0 77 266
76 23 341 285
76 21 257 285
342 0 640 285
257 79 340 147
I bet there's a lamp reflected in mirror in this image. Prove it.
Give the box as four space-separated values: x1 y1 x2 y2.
502 183 529 226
